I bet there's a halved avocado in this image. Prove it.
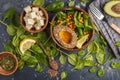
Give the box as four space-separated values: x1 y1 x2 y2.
104 1 120 18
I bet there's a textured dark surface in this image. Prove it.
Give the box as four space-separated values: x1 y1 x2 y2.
0 0 120 80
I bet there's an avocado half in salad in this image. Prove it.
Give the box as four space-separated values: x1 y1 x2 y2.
104 1 120 18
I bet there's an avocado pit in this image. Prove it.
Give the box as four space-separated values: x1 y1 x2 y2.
111 3 120 14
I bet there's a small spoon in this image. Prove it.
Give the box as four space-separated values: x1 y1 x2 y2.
38 41 58 71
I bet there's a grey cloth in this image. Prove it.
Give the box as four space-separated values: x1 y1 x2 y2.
88 0 120 58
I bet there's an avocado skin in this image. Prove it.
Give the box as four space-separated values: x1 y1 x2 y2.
104 1 120 18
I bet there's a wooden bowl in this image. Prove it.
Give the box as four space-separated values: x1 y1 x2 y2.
20 5 48 33
0 52 18 76
50 7 94 51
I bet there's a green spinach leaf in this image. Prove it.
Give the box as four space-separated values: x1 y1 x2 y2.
115 41 120 47
68 1 74 7
59 54 66 65
36 64 43 72
45 1 64 11
89 67 98 73
98 68 105 77
68 54 77 66
3 7 16 22
78 50 85 56
96 46 106 64
84 60 94 66
61 71 67 80
87 40 99 54
111 62 120 69
74 59 84 70
33 0 45 6
6 24 17 36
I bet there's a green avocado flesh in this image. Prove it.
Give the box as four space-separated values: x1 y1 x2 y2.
104 1 120 18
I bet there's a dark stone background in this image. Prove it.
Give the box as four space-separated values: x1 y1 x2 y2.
0 0 120 80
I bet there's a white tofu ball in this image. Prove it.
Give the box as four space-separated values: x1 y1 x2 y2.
32 7 39 12
24 6 31 13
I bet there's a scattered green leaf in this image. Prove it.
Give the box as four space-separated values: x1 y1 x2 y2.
36 64 43 72
68 54 77 66
98 68 105 77
115 41 120 47
78 50 85 56
45 1 64 11
33 0 45 6
111 62 120 69
59 54 66 65
89 67 98 73
61 71 67 80
68 1 75 7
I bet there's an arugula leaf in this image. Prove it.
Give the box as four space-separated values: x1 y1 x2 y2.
60 71 67 80
111 62 120 69
68 54 77 66
89 67 98 73
59 54 66 65
33 0 45 6
98 68 105 77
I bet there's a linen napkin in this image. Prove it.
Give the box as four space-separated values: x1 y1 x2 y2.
88 0 120 58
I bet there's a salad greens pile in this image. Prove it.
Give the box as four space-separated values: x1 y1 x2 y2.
0 0 120 79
